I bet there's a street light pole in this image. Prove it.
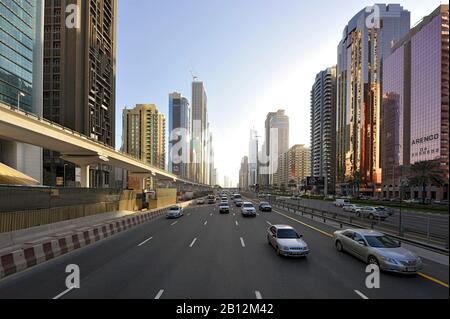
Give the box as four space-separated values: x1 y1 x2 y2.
17 91 25 111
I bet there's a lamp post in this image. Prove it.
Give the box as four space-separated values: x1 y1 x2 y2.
17 91 25 111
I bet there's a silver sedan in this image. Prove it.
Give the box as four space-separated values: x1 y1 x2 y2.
267 225 309 257
334 229 423 274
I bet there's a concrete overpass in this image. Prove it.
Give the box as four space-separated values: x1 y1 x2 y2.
0 102 209 190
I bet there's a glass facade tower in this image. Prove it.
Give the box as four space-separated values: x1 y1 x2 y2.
336 4 410 196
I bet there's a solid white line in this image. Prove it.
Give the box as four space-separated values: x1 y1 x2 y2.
189 238 197 248
255 291 262 299
155 289 164 299
171 221 178 226
204 221 208 226
266 221 272 226
240 237 246 248
53 287 75 300
354 290 369 299
138 237 153 247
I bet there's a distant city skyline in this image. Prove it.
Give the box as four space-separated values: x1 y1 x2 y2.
115 0 442 185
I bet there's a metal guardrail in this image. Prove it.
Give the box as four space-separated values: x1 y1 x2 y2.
244 193 449 255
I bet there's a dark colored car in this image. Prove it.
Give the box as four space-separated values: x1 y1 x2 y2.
259 202 272 212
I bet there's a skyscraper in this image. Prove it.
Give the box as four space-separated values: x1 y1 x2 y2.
274 145 310 191
191 80 208 184
248 129 259 188
42 0 117 187
336 4 410 196
122 104 166 190
381 5 449 201
311 67 337 194
264 110 289 186
168 92 190 179
239 156 249 190
0 0 44 183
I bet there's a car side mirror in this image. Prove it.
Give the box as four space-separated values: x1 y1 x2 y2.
357 240 366 246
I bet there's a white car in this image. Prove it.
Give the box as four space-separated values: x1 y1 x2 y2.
334 199 350 207
241 202 257 217
355 207 389 220
267 225 309 257
343 204 361 213
166 206 183 219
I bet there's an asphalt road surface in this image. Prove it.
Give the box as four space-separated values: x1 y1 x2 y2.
0 199 448 299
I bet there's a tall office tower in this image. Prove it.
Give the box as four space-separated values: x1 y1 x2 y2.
248 129 259 188
0 0 44 183
168 92 190 179
336 4 410 197
191 80 208 184
42 0 117 187
239 156 249 190
273 152 288 189
264 110 289 186
208 131 215 185
381 5 449 201
311 67 337 194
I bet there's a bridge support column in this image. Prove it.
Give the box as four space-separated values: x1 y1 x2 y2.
80 165 90 188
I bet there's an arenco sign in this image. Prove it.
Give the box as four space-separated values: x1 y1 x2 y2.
412 134 440 146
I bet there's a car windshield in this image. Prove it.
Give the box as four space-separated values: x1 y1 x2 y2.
277 229 300 239
376 207 387 211
261 202 269 206
219 203 228 207
243 204 254 208
365 235 401 248
170 207 179 211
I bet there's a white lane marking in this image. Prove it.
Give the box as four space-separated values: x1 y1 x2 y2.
155 289 164 299
189 238 197 248
257 213 260 216
255 291 262 299
187 213 191 216
354 290 369 299
138 236 153 247
204 221 208 226
235 221 239 226
266 221 272 226
53 287 75 300
233 213 236 216
171 221 178 226
240 237 246 248
210 213 213 216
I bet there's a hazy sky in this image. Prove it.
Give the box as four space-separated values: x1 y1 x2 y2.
116 0 443 186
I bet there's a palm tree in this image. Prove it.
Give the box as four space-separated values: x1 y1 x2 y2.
349 170 362 198
407 161 445 204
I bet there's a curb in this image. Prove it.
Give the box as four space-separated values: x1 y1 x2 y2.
0 206 171 280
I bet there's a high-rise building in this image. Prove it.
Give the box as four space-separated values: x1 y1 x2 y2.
42 0 117 187
275 145 310 191
311 67 337 194
0 0 44 183
122 104 166 189
239 156 249 190
191 80 208 184
208 130 215 186
381 5 449 201
264 110 289 187
168 92 190 179
248 129 259 188
336 4 410 196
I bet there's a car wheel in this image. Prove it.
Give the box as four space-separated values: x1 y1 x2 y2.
336 241 344 252
356 212 361 218
369 214 375 220
276 247 281 256
368 255 379 266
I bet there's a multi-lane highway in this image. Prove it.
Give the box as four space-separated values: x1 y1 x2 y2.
0 197 448 299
